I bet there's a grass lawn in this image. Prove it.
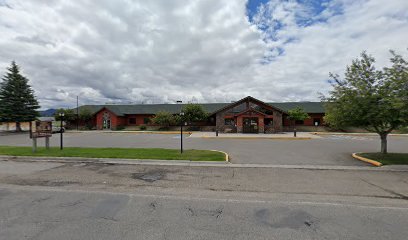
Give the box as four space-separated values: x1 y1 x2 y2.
358 153 408 165
0 146 225 161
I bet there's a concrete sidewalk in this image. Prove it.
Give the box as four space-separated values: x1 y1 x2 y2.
189 131 321 139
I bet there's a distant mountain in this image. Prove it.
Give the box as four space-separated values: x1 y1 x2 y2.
39 109 57 117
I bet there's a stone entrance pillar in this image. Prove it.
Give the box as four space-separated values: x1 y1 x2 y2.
236 116 243 133
215 112 225 132
258 116 265 133
273 111 283 132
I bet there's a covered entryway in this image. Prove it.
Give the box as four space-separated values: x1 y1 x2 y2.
102 112 111 130
243 117 259 133
212 96 285 133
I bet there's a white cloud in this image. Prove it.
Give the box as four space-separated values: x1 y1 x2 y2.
0 0 407 109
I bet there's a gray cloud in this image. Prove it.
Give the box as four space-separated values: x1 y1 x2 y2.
0 0 407 109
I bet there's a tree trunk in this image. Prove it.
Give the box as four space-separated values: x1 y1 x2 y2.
294 126 297 137
379 133 388 154
15 122 21 132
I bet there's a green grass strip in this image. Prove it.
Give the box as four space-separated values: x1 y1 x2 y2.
359 153 408 165
0 146 225 161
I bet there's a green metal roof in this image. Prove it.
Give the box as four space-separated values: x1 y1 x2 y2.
268 102 325 114
76 101 324 116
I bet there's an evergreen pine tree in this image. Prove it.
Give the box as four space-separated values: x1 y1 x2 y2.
0 61 40 131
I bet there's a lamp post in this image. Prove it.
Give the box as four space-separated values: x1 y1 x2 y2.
76 96 79 131
59 112 64 150
180 112 184 154
176 100 183 154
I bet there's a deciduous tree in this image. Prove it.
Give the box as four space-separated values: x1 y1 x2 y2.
287 107 310 137
181 103 208 124
79 108 93 122
323 51 408 153
152 111 177 128
54 108 76 122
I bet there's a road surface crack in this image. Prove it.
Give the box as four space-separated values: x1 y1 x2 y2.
360 178 408 200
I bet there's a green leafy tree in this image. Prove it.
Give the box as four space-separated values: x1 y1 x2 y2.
54 108 76 122
79 108 93 122
79 108 94 129
181 103 208 124
323 51 408 154
0 61 40 131
152 111 177 128
287 107 310 137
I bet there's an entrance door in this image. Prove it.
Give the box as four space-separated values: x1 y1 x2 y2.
243 117 258 133
103 119 111 129
102 112 111 130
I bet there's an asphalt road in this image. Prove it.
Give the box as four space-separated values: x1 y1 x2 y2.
1 186 408 240
1 132 408 165
1 160 408 240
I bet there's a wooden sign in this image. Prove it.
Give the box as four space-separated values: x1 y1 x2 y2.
30 121 52 139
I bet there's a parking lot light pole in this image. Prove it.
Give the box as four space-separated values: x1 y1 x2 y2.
59 112 64 150
180 112 184 154
76 96 79 131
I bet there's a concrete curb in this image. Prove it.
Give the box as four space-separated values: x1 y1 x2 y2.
2 155 408 171
352 153 383 167
209 150 230 162
201 136 312 140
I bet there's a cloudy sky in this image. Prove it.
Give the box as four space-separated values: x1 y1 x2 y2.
0 0 407 109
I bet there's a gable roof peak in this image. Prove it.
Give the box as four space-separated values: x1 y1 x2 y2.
209 96 287 115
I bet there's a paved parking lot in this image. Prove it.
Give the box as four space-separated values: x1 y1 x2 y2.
1 131 408 166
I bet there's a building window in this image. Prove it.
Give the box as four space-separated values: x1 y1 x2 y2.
143 118 150 124
295 120 304 125
224 118 234 126
129 118 136 124
255 106 273 115
264 118 273 126
314 118 321 126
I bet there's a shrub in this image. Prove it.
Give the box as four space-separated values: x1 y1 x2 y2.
397 126 408 134
140 125 147 130
115 125 125 131
187 126 200 131
152 111 177 127
85 123 93 130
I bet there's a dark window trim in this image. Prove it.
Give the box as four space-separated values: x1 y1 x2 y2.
128 117 136 124
224 118 235 126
